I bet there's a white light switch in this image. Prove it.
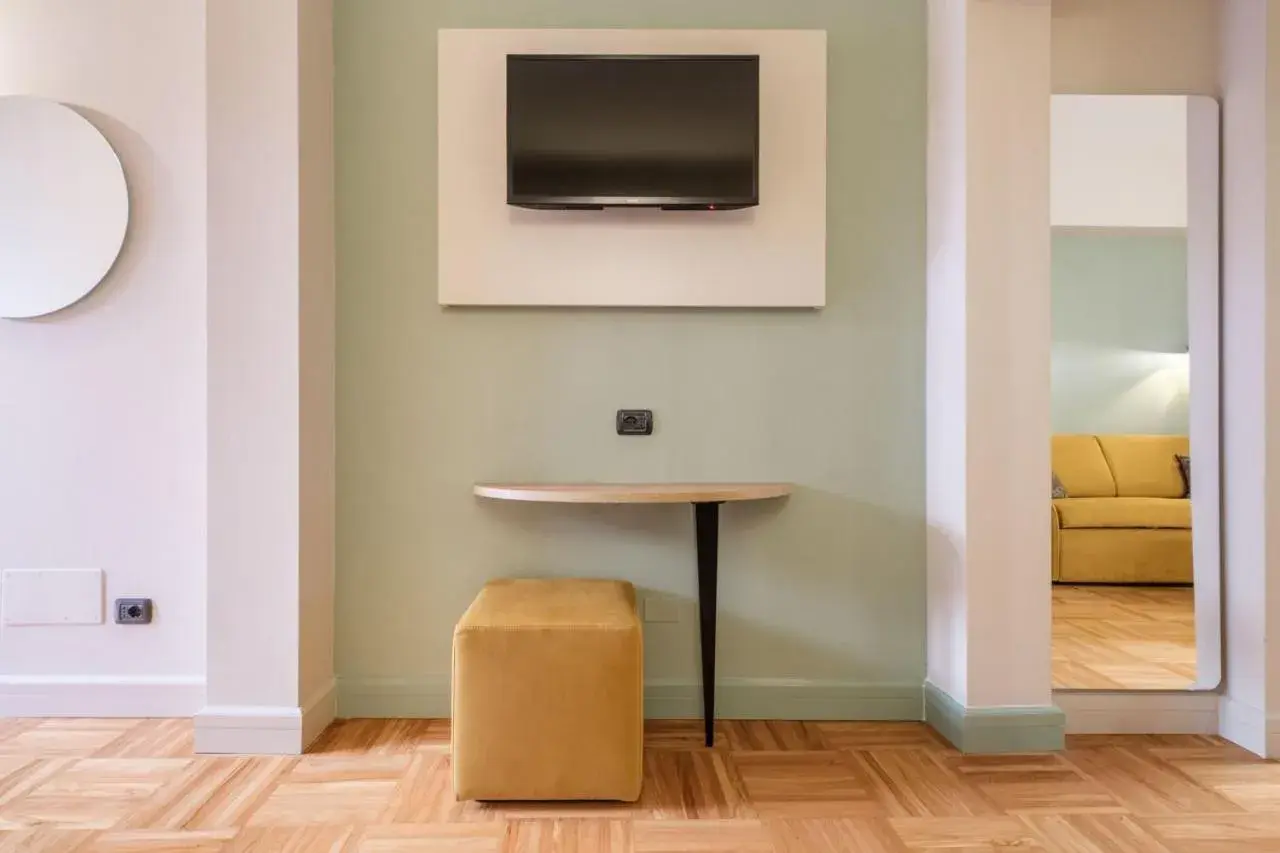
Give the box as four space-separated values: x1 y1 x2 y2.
2 569 104 626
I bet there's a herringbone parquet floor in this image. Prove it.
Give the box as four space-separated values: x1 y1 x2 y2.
0 717 1277 851
1052 584 1197 690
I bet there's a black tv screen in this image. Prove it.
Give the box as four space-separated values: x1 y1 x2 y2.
506 55 760 210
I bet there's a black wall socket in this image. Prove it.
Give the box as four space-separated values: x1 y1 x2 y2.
616 409 654 436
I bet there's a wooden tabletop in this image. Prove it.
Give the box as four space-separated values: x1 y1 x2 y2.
473 483 793 504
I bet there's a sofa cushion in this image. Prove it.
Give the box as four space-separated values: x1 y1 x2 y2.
1056 528 1193 583
1054 497 1191 530
1051 435 1116 497
1096 434 1189 498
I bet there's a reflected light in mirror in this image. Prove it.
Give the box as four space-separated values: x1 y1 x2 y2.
1123 349 1190 415
1051 344 1189 431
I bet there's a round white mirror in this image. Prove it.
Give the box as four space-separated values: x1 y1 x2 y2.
0 96 129 319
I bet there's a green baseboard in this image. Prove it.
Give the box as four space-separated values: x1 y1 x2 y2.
643 679 923 720
338 677 452 718
337 676 924 721
924 682 1065 753
337 679 1064 752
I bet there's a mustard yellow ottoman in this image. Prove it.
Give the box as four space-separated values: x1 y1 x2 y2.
451 578 643 801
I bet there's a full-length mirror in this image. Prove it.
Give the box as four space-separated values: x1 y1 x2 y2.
1050 95 1220 691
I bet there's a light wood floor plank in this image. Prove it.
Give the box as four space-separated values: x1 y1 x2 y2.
0 719 1272 850
643 721 728 752
941 753 1125 815
640 750 753 820
0 758 191 830
357 822 503 852
814 724 947 753
723 722 827 752
80 829 236 851
0 720 137 758
736 751 882 818
93 719 194 760
678 750 754 820
223 825 356 852
633 819 772 852
1143 813 1280 852
1023 814 1176 853
503 818 632 853
1063 745 1245 816
1052 584 1196 690
770 817 909 853
180 757 295 830
1166 762 1280 813
0 827 96 852
117 757 251 830
858 750 997 818
891 816 1044 850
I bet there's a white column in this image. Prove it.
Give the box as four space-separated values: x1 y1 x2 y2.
1218 0 1280 758
298 0 338 755
196 0 335 755
925 0 1057 751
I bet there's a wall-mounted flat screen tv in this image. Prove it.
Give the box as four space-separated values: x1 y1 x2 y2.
506 55 760 210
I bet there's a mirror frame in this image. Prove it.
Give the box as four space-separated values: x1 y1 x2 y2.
1049 94 1221 692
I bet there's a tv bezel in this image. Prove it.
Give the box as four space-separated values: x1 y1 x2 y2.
505 54 761 211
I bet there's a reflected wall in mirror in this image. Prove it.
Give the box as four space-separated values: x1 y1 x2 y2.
1049 95 1220 692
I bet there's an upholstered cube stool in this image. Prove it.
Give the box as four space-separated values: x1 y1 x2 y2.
452 578 643 801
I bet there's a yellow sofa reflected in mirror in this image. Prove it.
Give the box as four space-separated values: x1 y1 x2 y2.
1051 434 1191 584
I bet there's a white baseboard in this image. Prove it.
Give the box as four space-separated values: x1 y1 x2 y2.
194 704 304 755
193 679 337 756
1216 695 1280 757
0 675 205 718
1055 690 1219 735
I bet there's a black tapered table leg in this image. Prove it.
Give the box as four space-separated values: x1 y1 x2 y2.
694 501 721 747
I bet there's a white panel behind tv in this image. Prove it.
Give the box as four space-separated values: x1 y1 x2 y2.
437 29 827 308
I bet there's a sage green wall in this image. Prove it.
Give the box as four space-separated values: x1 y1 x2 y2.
1052 231 1190 436
334 0 927 716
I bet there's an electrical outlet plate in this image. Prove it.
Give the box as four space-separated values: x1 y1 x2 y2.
115 598 153 625
616 409 653 436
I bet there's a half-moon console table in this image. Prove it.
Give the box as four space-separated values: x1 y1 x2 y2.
473 482 793 746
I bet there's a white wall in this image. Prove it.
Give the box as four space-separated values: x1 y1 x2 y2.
925 0 967 705
299 0 337 740
199 0 336 754
1053 0 1220 96
0 1 206 714
205 0 303 721
1219 0 1280 756
962 0 1052 711
926 0 1053 714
